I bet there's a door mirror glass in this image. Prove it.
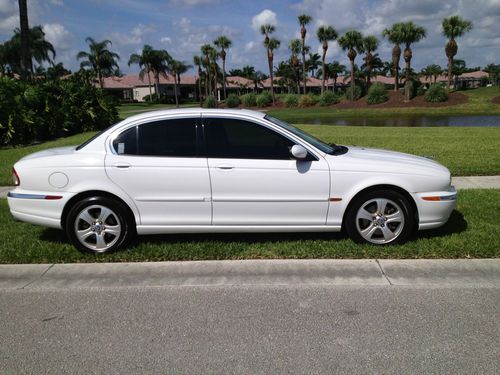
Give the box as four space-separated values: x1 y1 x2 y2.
290 145 308 160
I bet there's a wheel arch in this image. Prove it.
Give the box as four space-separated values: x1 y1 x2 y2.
341 184 419 230
61 190 137 230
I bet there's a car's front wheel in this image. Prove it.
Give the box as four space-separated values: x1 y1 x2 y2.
345 190 415 245
66 197 134 253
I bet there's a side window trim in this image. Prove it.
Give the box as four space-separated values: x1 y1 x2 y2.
201 116 319 161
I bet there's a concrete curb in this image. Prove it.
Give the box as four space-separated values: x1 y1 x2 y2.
1 259 499 290
1 176 499 198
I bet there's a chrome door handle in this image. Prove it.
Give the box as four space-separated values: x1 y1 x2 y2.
113 162 131 169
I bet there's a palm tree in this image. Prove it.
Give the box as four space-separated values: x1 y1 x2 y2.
316 25 338 94
201 44 215 97
150 49 171 100
421 64 442 83
128 45 154 99
338 30 364 101
169 60 192 108
329 61 346 93
382 23 404 91
18 0 30 79
442 16 473 92
193 55 203 104
289 39 302 93
362 35 379 88
260 24 278 103
307 52 321 77
214 35 232 100
400 22 426 101
77 37 120 89
298 14 312 94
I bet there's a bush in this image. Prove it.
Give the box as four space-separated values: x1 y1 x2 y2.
241 93 257 107
256 92 272 107
345 84 363 101
204 95 217 108
417 84 427 96
284 94 299 107
319 91 341 106
298 94 316 107
0 77 118 146
225 94 241 108
366 83 389 105
425 84 448 103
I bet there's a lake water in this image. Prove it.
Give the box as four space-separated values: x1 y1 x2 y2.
306 115 500 127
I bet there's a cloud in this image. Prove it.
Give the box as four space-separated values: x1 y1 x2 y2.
109 23 156 46
160 36 172 44
0 0 18 34
42 23 72 50
251 9 278 31
50 0 64 5
169 0 220 7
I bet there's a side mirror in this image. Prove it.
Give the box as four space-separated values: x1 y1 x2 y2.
290 145 308 160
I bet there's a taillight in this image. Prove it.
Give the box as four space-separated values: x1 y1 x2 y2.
12 168 20 186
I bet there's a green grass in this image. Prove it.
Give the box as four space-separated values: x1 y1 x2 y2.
1 126 498 185
0 189 498 263
268 87 500 123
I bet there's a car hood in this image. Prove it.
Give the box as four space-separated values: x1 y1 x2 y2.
329 146 450 176
19 146 77 161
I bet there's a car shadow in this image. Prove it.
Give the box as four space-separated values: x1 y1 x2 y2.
39 210 467 247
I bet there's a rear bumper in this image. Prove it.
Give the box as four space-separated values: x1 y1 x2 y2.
414 187 457 230
7 189 75 229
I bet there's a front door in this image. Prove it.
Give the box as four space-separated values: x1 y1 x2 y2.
203 116 330 225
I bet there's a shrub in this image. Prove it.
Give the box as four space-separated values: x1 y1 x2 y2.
425 84 448 103
417 84 426 96
225 94 241 108
284 94 299 107
345 84 363 101
241 93 257 107
256 92 272 107
319 91 341 106
0 77 118 146
204 95 217 108
298 94 316 107
366 83 389 105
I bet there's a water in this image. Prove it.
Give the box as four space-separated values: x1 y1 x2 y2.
306 115 500 127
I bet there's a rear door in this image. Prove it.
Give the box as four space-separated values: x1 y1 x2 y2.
105 116 211 226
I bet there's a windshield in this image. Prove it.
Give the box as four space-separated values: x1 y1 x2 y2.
264 115 335 154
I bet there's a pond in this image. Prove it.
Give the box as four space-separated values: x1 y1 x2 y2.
305 115 500 127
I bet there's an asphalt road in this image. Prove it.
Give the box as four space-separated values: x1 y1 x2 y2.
1 285 499 374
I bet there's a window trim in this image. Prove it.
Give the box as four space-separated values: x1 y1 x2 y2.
201 115 320 161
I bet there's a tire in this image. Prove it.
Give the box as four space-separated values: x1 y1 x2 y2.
66 196 135 254
345 190 415 245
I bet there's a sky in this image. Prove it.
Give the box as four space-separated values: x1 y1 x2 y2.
1 0 499 75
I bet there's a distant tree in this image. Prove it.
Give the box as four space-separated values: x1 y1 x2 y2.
382 23 404 91
400 22 426 101
261 24 278 103
169 59 192 108
317 25 338 94
193 55 203 104
214 35 232 100
18 0 30 79
289 39 302 93
298 14 312 93
77 38 119 88
307 52 321 77
128 45 155 98
442 15 473 92
362 35 379 88
46 62 70 80
338 30 364 101
150 49 171 98
420 64 442 83
484 63 500 85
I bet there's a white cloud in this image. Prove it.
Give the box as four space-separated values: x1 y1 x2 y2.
160 36 172 44
42 23 72 50
50 0 64 5
251 9 277 31
109 23 156 46
0 0 18 34
169 0 220 6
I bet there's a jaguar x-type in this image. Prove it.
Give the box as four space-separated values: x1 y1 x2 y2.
8 109 457 253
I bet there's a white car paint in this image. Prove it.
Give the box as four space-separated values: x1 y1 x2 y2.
8 108 456 245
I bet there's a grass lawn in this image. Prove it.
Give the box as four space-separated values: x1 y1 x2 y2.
267 87 500 123
1 125 498 185
0 189 498 263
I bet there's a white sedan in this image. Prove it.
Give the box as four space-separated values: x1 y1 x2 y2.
8 109 457 253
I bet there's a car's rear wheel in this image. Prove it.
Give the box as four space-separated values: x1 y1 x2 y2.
66 197 134 253
345 190 415 245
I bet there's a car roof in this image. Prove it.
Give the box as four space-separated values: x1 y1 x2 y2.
122 107 267 125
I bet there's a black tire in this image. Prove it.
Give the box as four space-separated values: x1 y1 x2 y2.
345 189 415 245
65 196 135 254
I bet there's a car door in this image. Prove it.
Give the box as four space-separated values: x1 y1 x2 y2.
203 116 330 225
105 116 211 226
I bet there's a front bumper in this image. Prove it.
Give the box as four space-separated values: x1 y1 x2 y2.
414 186 457 230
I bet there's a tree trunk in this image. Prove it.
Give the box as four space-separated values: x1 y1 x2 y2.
392 44 401 92
302 47 307 94
18 0 30 80
198 77 202 106
155 74 160 100
147 71 152 100
268 53 275 104
174 78 179 108
98 70 103 89
321 51 326 95
222 57 227 100
404 58 411 101
447 57 453 92
350 60 355 101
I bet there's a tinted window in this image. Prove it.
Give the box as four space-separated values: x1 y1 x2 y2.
205 118 294 160
113 118 197 157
